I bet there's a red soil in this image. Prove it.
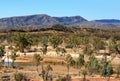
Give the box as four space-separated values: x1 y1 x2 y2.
72 78 120 81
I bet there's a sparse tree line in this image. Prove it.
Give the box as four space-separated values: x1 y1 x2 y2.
0 25 120 81
12 52 115 81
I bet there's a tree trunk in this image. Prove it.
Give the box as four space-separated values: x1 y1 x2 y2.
67 64 70 76
36 65 38 73
19 44 24 53
83 74 86 81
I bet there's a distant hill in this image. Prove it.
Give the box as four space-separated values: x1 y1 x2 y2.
80 21 118 28
0 14 87 27
0 14 120 28
94 19 120 25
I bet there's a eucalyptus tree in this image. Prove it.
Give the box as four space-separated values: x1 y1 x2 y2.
109 37 120 55
65 34 81 53
65 34 81 48
41 36 48 55
45 64 53 81
0 45 5 58
65 54 74 76
11 32 32 52
116 65 120 78
33 54 43 72
82 69 87 81
91 36 106 54
14 73 24 81
86 55 99 75
75 54 85 69
41 64 53 81
100 54 113 77
56 47 66 56
83 44 93 56
32 37 40 49
10 51 17 68
81 37 89 45
49 33 63 49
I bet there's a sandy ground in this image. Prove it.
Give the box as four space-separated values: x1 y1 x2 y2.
1 46 120 81
71 77 120 81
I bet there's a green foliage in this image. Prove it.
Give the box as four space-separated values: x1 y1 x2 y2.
0 45 5 58
33 54 43 66
49 34 63 48
81 37 89 45
100 55 113 77
41 36 48 55
86 55 99 75
56 47 66 56
107 63 113 77
33 54 43 72
46 64 53 72
83 44 93 56
75 54 85 68
10 51 17 68
14 73 24 81
41 64 53 81
11 32 32 52
91 36 106 53
32 37 40 47
82 69 87 81
56 75 71 81
65 54 73 65
52 24 67 32
65 54 74 75
65 35 81 48
109 38 120 54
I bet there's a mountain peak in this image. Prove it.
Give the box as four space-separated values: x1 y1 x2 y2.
0 14 87 27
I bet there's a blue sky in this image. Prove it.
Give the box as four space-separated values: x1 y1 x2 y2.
0 0 120 20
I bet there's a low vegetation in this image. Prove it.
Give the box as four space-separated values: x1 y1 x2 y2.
0 25 120 81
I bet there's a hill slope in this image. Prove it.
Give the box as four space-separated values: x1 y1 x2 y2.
0 14 87 27
0 14 120 28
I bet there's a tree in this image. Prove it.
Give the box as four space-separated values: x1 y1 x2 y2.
83 44 93 56
86 55 99 75
109 38 120 55
14 73 24 81
65 54 73 75
116 65 120 78
81 37 89 45
100 55 113 77
65 34 81 49
11 32 32 52
56 47 66 56
49 33 63 48
41 64 53 81
82 69 87 81
41 36 48 55
56 75 71 81
51 24 67 32
75 54 85 69
0 45 5 58
33 54 43 72
91 36 105 54
10 51 17 68
32 37 40 49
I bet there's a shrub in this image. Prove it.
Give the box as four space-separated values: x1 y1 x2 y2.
56 75 71 81
14 73 24 81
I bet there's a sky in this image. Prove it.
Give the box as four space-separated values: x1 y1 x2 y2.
0 0 120 20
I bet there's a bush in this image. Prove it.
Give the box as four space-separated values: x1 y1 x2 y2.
56 75 71 81
14 73 24 81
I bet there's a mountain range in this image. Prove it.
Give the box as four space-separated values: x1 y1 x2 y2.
0 14 120 28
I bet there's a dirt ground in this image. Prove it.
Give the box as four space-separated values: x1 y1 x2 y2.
1 45 120 81
71 78 120 81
